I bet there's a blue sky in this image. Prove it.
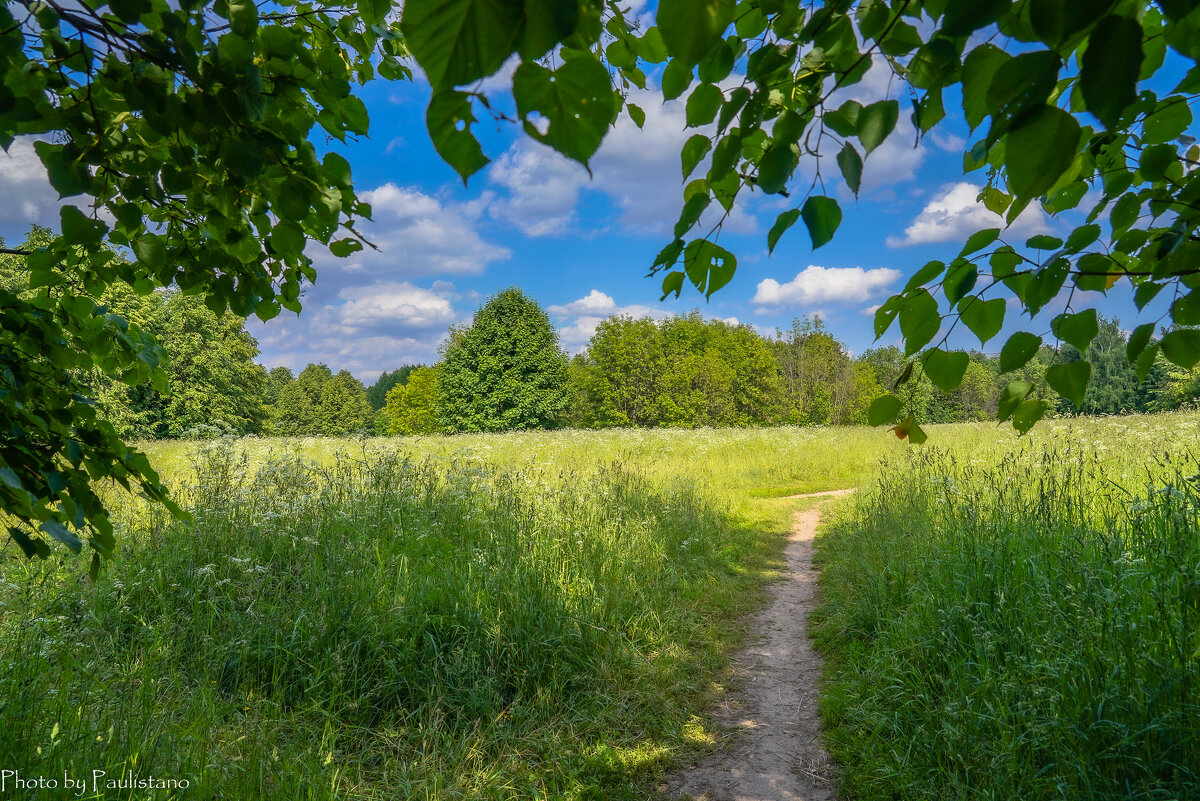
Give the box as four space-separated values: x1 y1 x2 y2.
0 19 1192 382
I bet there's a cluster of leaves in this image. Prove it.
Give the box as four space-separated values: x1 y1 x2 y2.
1 0 409 555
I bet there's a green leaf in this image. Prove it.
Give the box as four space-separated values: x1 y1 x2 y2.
857 100 899 155
893 415 928 444
1011 399 1047 434
657 0 734 66
32 141 89 197
401 0 525 88
874 295 901 338
836 142 863 195
9 528 50 559
521 0 579 59
757 142 799 194
1025 234 1062 250
1172 292 1200 326
1051 309 1099 352
41 519 83 553
513 57 617 166
1143 98 1192 144
329 238 363 258
767 208 801 254
942 0 1010 37
942 260 978 306
961 44 1009 130
800 196 841 249
627 103 646 128
823 101 861 137
1000 332 1042 373
1126 323 1155 363
998 380 1033 421
662 58 693 100
1005 106 1081 198
133 235 166 271
683 239 736 298
959 297 1005 345
985 50 1060 143
1046 361 1091 407
1160 328 1200 369
868 394 902 426
660 270 685 300
682 134 712 179
923 348 969 393
426 90 489 183
686 83 724 128
357 0 390 25
1080 15 1142 129
959 227 1000 257
899 289 940 355
906 261 946 292
60 205 108 247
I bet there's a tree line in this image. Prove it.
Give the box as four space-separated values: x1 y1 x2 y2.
7 229 1189 442
284 290 1200 438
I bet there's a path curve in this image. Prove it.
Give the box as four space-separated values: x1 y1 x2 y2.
665 490 854 801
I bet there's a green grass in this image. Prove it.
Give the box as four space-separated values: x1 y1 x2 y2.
812 414 1200 800
2 414 1197 798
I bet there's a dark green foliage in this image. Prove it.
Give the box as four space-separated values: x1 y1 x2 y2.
438 288 570 433
366 366 418 411
87 287 269 439
270 364 372 436
318 370 373 436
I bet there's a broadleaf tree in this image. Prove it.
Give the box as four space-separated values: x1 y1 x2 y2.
0 0 620 558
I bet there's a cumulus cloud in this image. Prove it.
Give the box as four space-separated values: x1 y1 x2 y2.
314 183 511 278
486 83 758 237
546 289 671 351
0 138 61 229
752 265 902 308
886 182 1052 247
249 280 465 380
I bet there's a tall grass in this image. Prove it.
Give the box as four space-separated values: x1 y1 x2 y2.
0 441 774 798
813 435 1200 800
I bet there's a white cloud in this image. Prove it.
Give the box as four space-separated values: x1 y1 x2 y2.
487 143 587 236
547 288 672 351
752 265 902 308
485 82 758 238
249 280 464 380
886 182 1052 247
315 281 456 337
315 183 511 277
547 289 618 317
0 138 61 228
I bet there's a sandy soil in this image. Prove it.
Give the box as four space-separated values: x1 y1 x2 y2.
664 489 853 801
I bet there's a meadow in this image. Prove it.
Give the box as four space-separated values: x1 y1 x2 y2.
0 414 1196 799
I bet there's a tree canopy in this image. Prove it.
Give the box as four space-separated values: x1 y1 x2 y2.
438 288 571 433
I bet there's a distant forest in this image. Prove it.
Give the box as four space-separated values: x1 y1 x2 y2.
46 276 1198 440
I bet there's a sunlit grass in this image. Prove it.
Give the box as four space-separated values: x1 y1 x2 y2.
0 411 1197 798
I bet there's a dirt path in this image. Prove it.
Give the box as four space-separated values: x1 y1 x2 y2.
665 489 854 801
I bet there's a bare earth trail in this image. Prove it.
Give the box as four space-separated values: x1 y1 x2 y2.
666 489 854 801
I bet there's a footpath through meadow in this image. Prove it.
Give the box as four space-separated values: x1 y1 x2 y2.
666 490 853 801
